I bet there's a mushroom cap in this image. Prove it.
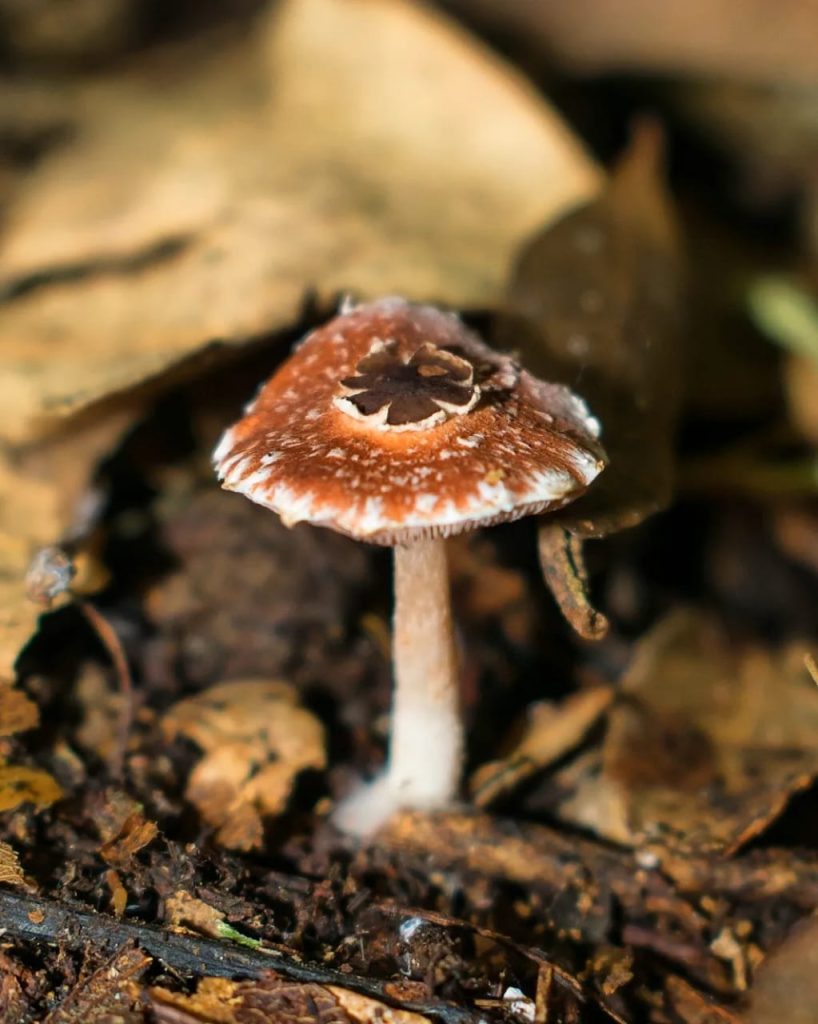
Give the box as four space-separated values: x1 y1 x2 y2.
214 298 606 545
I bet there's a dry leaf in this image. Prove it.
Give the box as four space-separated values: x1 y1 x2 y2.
162 679 326 850
783 353 818 445
446 0 818 85
106 869 128 918
0 407 133 701
94 791 159 868
328 987 433 1024
744 913 818 1024
537 524 609 639
0 763 62 813
166 891 226 939
502 122 683 540
469 687 613 807
150 974 432 1024
0 451 61 680
0 841 26 889
0 0 599 446
556 611 818 854
0 684 38 738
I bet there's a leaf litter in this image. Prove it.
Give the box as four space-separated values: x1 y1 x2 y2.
3 1 818 1023
0 0 598 447
162 679 326 850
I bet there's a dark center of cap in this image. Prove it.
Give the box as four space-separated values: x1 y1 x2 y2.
334 340 480 429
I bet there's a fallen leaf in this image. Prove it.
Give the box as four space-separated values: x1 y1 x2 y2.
537 523 609 639
744 913 818 1024
0 684 38 739
502 121 683 540
446 0 818 85
149 973 433 1024
162 679 326 850
0 0 599 446
328 987 434 1024
0 841 26 889
0 407 133 703
783 353 818 445
93 790 159 868
42 945 150 1024
469 686 613 807
166 891 226 939
556 611 818 854
0 451 61 681
0 763 62 813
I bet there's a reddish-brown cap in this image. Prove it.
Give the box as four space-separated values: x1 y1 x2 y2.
214 298 606 545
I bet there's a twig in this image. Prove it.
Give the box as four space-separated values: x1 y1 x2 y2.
0 889 475 1024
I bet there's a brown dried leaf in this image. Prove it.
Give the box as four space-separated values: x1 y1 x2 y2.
149 973 432 1024
537 524 609 639
0 841 26 889
469 686 613 807
784 352 818 445
0 452 61 681
0 763 62 813
0 0 599 446
557 611 818 854
0 408 134 700
165 891 226 939
744 913 818 1024
502 122 683 539
0 684 38 738
43 945 150 1024
446 0 818 85
162 679 326 850
328 988 433 1024
94 791 159 868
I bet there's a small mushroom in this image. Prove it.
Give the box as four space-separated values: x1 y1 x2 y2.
213 297 606 834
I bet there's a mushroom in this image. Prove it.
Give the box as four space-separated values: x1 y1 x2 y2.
213 297 606 834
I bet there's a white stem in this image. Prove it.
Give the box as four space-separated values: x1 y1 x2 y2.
388 537 461 806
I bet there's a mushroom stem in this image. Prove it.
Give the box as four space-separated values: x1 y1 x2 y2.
389 536 461 806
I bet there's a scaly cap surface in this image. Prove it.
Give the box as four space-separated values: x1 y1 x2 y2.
214 298 606 545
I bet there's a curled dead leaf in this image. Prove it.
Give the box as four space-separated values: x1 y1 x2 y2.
93 790 159 868
555 611 818 854
162 679 326 850
744 913 818 1024
0 763 62 813
469 686 613 807
504 122 683 541
0 841 26 889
